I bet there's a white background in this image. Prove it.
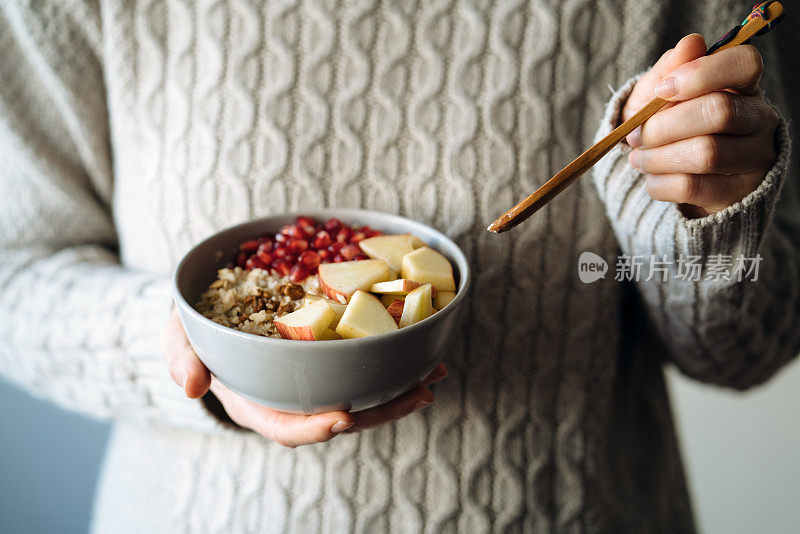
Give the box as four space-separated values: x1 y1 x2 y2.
667 359 800 533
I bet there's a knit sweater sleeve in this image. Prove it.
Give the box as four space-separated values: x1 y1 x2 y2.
592 51 799 389
0 3 222 431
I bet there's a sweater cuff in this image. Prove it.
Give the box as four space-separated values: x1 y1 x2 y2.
592 73 793 260
675 115 791 259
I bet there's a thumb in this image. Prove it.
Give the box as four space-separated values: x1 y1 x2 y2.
622 34 707 125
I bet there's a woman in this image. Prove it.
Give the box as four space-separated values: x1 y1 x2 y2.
1 1 797 532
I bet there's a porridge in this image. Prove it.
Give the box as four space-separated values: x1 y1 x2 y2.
193 216 457 340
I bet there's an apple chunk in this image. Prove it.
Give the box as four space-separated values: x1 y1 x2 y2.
358 234 415 272
318 259 392 304
318 329 342 340
410 234 425 249
335 290 399 339
274 300 336 341
434 290 456 310
380 293 404 307
398 284 434 328
369 278 429 296
400 247 456 291
302 295 347 327
385 299 404 325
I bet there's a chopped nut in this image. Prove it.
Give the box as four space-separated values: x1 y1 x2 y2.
286 284 306 300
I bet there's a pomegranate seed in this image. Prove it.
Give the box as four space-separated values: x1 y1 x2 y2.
235 252 248 268
275 233 287 243
299 250 321 268
318 249 330 260
294 217 317 237
364 229 381 237
246 257 268 270
325 218 343 232
295 216 316 228
257 250 273 264
239 239 260 253
257 241 274 253
330 242 345 253
288 225 306 239
350 231 366 243
313 230 332 249
289 239 308 253
290 263 312 283
341 243 360 260
354 253 369 260
336 227 351 243
279 224 293 235
332 254 345 263
273 261 291 276
275 246 289 258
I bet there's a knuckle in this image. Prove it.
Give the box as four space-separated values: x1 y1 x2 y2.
764 105 780 130
677 174 702 204
277 439 297 449
691 136 719 172
760 144 777 170
738 45 763 80
705 92 736 131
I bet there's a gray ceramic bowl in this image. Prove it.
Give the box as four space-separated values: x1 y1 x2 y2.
173 209 471 414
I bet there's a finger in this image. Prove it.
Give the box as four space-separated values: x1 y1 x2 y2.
629 134 776 176
211 378 354 447
623 34 707 123
655 45 763 101
349 386 434 432
630 92 777 148
162 309 211 398
420 363 448 386
646 173 764 213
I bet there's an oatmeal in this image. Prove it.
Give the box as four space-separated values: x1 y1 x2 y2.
195 267 321 338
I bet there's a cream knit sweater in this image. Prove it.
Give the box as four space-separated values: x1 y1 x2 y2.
1 1 798 533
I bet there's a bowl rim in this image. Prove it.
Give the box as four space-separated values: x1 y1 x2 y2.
172 208 472 346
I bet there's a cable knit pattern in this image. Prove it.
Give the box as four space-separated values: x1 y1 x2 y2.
0 1 798 533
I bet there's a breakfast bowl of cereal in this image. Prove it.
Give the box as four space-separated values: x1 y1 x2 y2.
172 209 470 414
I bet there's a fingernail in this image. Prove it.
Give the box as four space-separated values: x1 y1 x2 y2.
629 150 641 169
627 126 642 148
331 420 354 434
655 77 677 98
412 400 432 411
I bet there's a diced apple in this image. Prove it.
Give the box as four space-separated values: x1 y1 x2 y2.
335 290 399 339
385 299 404 325
400 247 456 291
410 235 425 248
318 259 392 304
369 278 426 295
380 293 404 307
318 329 342 340
303 295 346 327
398 284 434 328
274 300 336 341
358 234 415 272
434 290 456 310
